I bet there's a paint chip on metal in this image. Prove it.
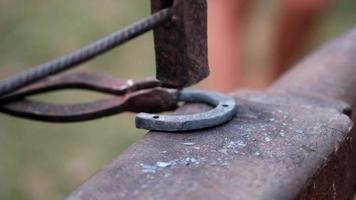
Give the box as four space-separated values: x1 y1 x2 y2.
182 142 196 146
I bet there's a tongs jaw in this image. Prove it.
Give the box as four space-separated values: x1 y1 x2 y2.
0 72 178 122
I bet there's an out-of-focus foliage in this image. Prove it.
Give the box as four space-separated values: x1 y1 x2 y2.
0 1 153 200
0 0 355 199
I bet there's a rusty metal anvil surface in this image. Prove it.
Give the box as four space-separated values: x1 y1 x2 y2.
66 29 356 200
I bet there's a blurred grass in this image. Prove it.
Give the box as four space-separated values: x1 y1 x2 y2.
0 0 355 199
0 1 153 200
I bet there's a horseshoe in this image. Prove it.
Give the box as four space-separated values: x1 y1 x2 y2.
135 90 237 131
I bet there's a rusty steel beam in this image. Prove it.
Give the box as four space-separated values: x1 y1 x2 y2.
67 29 356 200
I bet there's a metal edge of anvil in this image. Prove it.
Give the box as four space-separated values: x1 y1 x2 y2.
66 90 353 200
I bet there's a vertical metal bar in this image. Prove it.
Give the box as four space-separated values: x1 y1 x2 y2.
151 0 209 88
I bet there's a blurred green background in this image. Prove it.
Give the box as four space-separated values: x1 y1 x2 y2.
0 0 355 199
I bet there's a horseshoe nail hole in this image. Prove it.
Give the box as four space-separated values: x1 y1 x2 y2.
153 115 160 119
177 102 185 107
223 104 229 107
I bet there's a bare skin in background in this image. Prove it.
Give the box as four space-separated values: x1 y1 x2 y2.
205 0 329 92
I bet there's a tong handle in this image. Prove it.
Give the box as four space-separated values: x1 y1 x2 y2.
0 72 177 122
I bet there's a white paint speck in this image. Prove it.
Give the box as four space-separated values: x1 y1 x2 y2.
184 157 199 165
156 161 172 168
141 164 157 173
142 169 156 173
237 140 247 147
182 142 196 146
226 141 236 149
218 148 228 155
295 129 304 134
127 80 134 86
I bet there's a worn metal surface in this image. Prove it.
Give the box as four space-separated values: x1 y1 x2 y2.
151 0 209 88
0 72 177 122
136 90 237 131
67 93 352 200
67 28 356 200
268 28 356 200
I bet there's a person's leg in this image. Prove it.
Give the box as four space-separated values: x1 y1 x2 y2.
205 0 252 92
271 0 329 80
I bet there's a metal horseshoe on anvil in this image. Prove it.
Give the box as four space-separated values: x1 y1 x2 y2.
0 0 237 132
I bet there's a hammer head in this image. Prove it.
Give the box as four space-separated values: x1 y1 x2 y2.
151 0 209 88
